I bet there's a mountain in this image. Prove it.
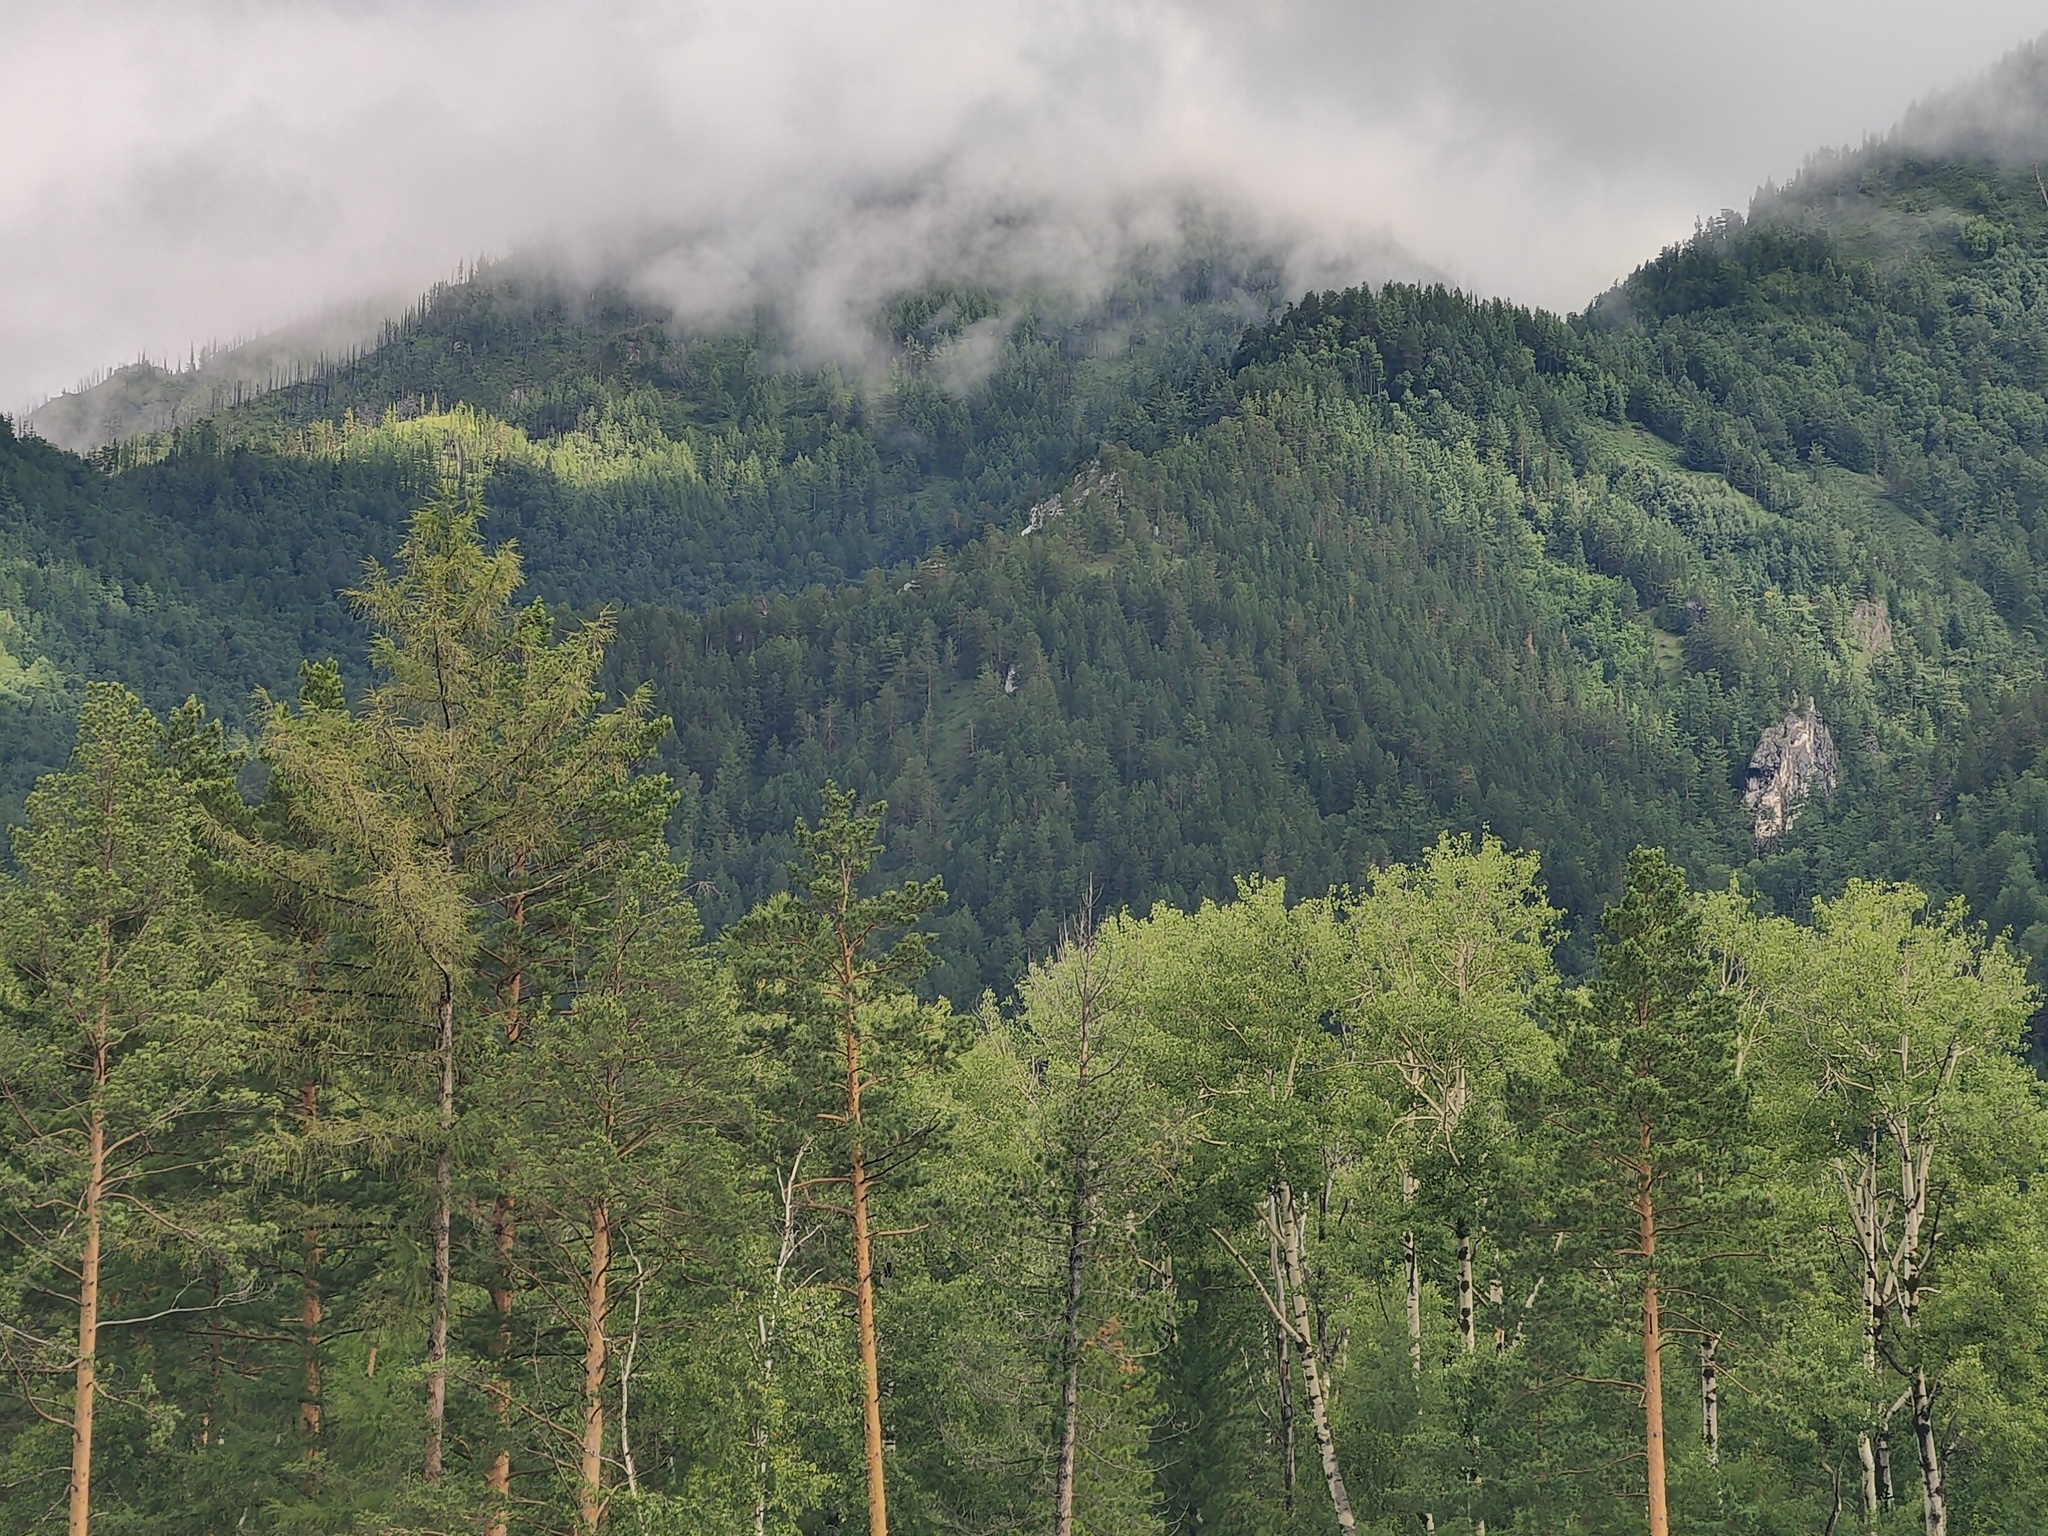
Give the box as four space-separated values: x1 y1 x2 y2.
23 297 395 453
11 76 2048 1003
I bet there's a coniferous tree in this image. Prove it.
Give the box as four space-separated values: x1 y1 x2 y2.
490 852 741 1532
726 785 954 1536
0 684 258 1536
1551 848 1744 1536
253 479 666 1509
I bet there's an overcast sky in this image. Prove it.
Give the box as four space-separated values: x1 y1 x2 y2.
4 1 2045 410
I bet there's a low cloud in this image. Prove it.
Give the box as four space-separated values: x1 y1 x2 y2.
4 2 2045 411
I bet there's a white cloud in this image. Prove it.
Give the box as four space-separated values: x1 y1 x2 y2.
3 0 2043 409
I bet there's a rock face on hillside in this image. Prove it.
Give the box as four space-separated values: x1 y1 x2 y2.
1020 465 1121 536
1745 700 1840 844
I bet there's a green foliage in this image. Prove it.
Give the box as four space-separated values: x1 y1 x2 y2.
0 684 260 1532
15 115 2048 1534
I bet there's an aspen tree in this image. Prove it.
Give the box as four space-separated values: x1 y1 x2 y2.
1348 834 1556 1531
1735 882 2035 1536
1010 901 1180 1536
1144 879 1364 1533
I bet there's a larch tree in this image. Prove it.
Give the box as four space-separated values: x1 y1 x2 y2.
1552 848 1743 1536
725 785 955 1536
254 480 666 1502
0 684 257 1536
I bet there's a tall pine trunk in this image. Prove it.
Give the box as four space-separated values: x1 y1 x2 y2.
841 954 889 1536
488 900 527 1535
67 1097 105 1536
425 979 454 1483
1637 1125 1669 1536
579 1202 611 1534
850 1145 886 1536
486 1199 514 1536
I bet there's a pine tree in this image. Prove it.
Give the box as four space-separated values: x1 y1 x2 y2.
491 853 740 1531
0 684 257 1536
1552 848 1743 1536
726 785 954 1536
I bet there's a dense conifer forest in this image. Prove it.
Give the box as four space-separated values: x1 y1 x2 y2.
11 61 2048 1533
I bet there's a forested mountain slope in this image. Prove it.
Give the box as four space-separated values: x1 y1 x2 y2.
16 47 2048 1536
11 123 2048 997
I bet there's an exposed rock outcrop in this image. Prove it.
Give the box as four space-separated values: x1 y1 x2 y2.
1020 465 1120 536
1849 596 1892 655
1744 700 1839 844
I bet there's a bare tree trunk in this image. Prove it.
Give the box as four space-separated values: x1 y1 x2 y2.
1053 1176 1089 1536
1877 1432 1895 1508
1859 1434 1880 1520
850 1142 887 1536
579 1202 611 1534
1403 1168 1422 1377
755 1151 806 1536
1265 1209 1297 1511
1456 1225 1475 1355
1910 1368 1945 1536
1275 1323 1297 1511
486 1198 515 1536
1279 1184 1357 1535
1638 1131 1669 1536
425 981 454 1484
1051 921 1102 1536
1700 1333 1719 1466
297 1079 324 1447
618 1254 645 1498
67 1101 105 1536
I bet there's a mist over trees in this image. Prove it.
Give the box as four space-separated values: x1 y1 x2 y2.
12 103 2048 1534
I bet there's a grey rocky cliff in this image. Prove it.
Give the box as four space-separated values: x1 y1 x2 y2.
1744 700 1839 844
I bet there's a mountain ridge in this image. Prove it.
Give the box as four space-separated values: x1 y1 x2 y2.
10 103 2048 1000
